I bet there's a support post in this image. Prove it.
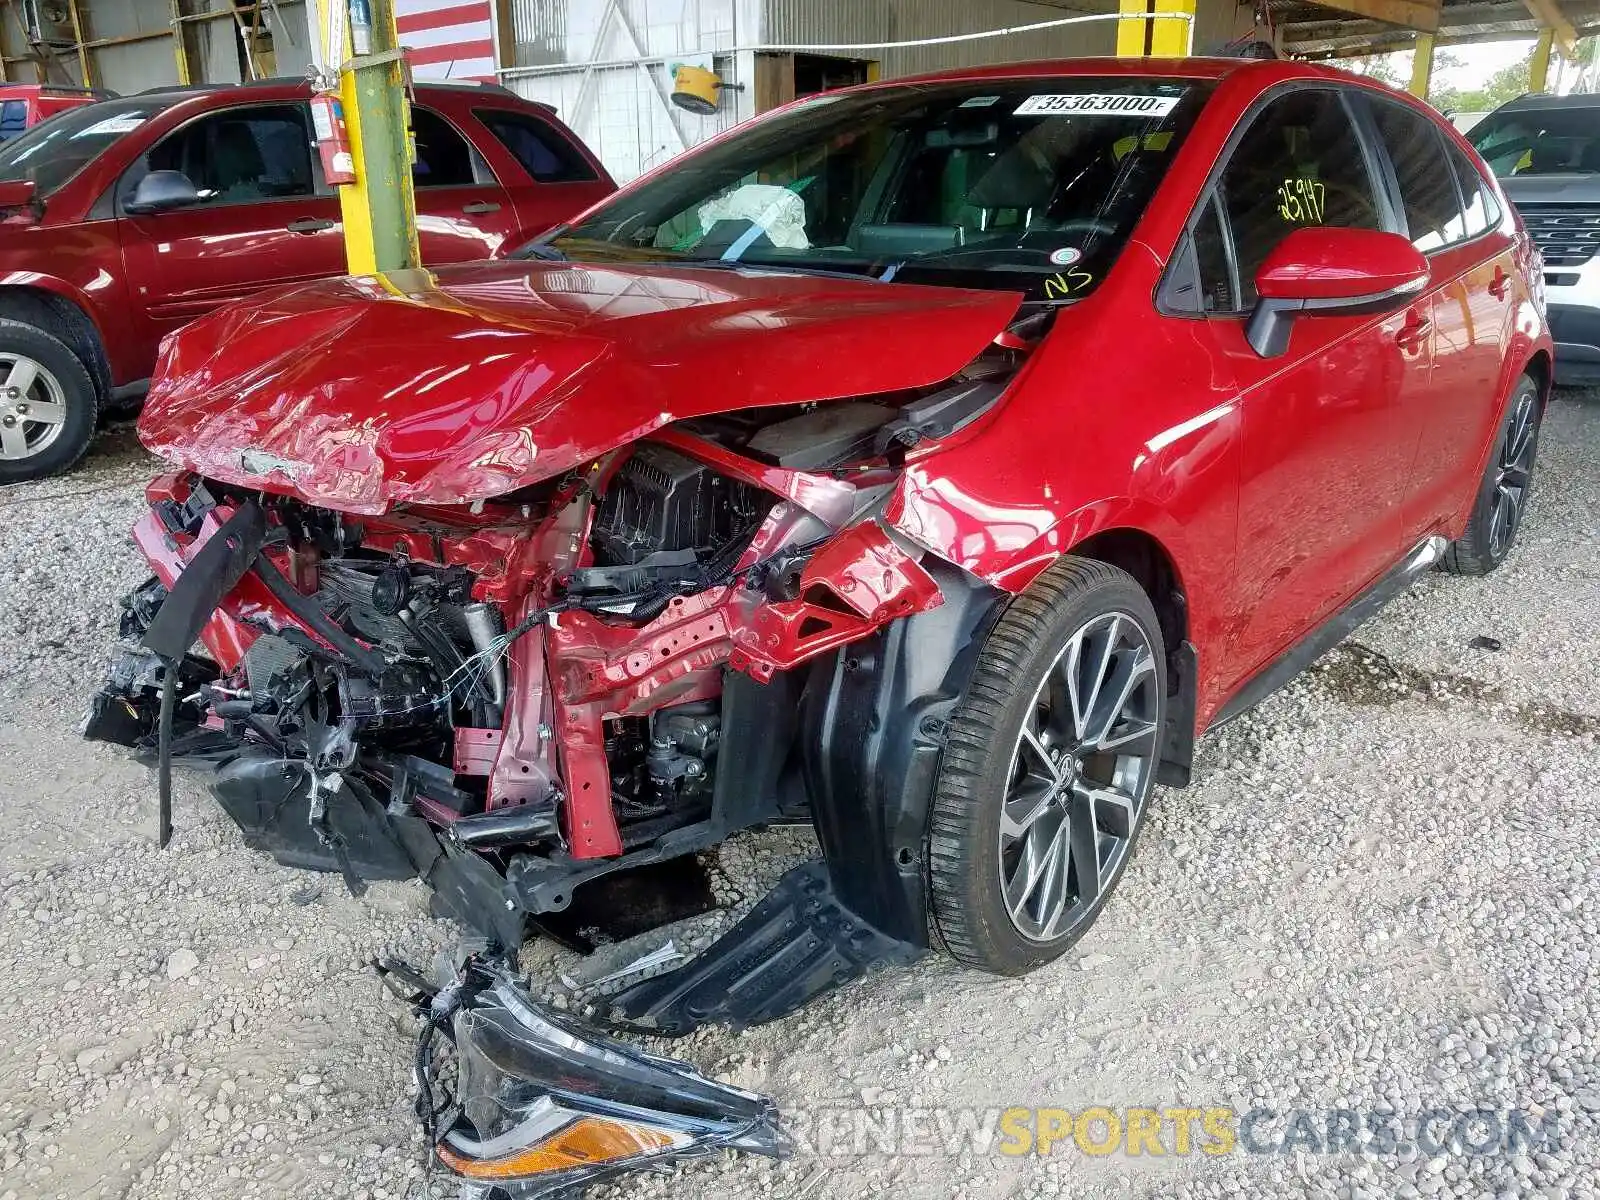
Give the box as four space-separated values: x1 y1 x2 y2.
1117 0 1196 56
66 0 92 86
1529 27 1554 92
313 0 420 276
169 0 192 85
1409 32 1434 98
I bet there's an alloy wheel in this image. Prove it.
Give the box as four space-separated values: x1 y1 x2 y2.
1488 387 1538 558
0 352 68 462
997 611 1161 943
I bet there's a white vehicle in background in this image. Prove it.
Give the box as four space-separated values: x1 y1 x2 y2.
1470 91 1600 385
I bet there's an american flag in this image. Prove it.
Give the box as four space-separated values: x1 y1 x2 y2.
395 0 497 81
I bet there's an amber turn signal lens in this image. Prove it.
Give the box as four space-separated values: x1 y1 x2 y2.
437 1117 677 1180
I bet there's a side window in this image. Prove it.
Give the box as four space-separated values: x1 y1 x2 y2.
133 103 315 207
1447 143 1501 239
0 101 28 141
476 109 598 183
1215 89 1383 305
411 106 478 188
1370 100 1465 252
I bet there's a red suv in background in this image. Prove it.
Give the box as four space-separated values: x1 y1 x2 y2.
0 83 110 141
0 78 613 482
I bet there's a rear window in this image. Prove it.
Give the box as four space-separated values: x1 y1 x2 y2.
0 100 27 142
1468 106 1600 177
0 96 167 195
475 108 598 183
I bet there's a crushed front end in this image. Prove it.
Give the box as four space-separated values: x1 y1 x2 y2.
88 378 1018 1012
85 273 1051 1194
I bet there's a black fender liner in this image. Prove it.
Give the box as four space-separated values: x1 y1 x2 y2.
607 560 1005 1034
798 558 1006 946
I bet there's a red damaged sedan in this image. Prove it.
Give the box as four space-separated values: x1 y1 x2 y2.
90 56 1548 1190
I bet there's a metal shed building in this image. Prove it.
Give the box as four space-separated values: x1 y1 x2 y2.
499 0 1257 182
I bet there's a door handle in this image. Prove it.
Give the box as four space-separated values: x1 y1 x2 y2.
1395 313 1432 354
1489 265 1510 300
286 217 336 234
460 201 501 215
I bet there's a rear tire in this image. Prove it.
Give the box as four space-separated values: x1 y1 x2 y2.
928 557 1166 976
0 319 98 483
1442 373 1542 576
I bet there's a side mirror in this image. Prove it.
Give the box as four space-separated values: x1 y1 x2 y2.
126 169 203 215
1246 227 1430 358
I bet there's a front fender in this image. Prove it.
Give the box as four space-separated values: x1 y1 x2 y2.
0 223 140 383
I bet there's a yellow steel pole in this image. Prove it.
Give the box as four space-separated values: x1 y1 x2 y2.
1530 28 1554 92
169 0 192 84
1409 32 1435 98
1117 0 1151 55
1118 0 1197 56
313 0 420 276
1152 0 1197 56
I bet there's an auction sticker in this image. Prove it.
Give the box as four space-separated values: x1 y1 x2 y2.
1049 246 1083 266
1015 93 1179 117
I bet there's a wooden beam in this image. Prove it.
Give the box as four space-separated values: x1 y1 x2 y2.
1519 0 1578 56
1312 0 1440 32
1410 31 1435 95
1530 26 1554 88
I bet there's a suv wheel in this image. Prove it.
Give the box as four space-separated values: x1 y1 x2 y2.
928 557 1167 976
0 319 98 483
1442 373 1543 576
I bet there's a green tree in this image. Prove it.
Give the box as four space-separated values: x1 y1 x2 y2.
1447 49 1535 111
1345 51 1407 88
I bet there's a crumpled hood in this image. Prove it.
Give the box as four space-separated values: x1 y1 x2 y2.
139 259 1022 514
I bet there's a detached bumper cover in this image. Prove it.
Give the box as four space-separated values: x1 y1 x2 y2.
408 958 784 1197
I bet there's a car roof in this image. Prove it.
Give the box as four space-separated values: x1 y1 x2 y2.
133 75 532 104
891 55 1367 87
1491 90 1600 111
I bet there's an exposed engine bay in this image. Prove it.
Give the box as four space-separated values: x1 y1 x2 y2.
88 364 1019 1032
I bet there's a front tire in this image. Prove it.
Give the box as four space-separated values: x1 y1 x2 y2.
1442 373 1542 576
0 319 98 483
928 557 1166 976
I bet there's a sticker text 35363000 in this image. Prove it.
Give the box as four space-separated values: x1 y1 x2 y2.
1014 93 1180 118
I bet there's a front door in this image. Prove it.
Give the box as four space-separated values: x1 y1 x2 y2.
1200 87 1419 688
117 101 343 362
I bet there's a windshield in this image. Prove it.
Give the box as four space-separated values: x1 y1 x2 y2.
1468 106 1600 177
530 77 1210 302
0 97 167 195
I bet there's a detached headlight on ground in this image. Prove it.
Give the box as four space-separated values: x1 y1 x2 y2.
406 957 784 1197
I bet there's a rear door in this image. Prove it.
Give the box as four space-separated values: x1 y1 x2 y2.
470 106 614 241
410 102 519 263
1191 87 1420 686
1363 95 1517 541
117 101 342 341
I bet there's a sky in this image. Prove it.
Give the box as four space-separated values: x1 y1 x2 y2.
1433 39 1530 88
1373 35 1594 99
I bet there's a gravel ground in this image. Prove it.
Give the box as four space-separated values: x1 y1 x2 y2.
1 390 1597 1200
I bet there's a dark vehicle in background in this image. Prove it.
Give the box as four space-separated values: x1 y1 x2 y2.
0 77 613 483
0 83 111 141
1469 91 1600 385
